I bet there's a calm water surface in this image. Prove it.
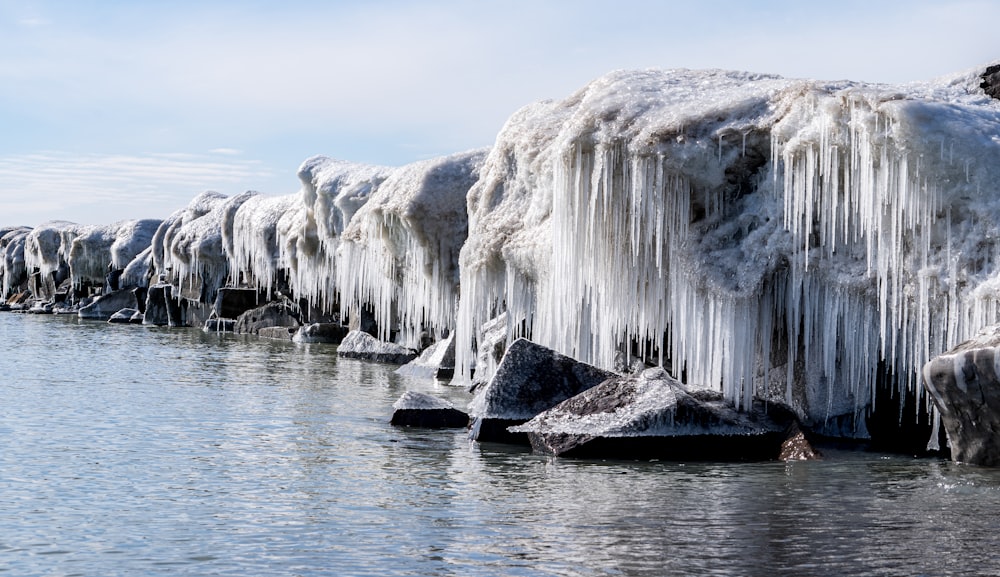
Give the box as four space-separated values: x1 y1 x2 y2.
1 313 1000 576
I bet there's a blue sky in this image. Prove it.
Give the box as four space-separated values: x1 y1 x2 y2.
1 0 997 226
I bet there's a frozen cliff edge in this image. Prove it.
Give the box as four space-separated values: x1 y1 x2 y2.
456 63 1000 438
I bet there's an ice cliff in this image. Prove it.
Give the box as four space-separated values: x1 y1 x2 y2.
456 65 1000 434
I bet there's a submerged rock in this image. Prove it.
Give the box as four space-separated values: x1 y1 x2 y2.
337 330 417 364
923 325 1000 466
511 367 807 461
390 391 469 428
468 338 616 445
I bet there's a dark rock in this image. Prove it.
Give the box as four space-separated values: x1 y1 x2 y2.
390 391 469 428
293 323 350 344
468 338 616 445
982 64 1000 101
214 288 261 320
923 324 1000 466
347 303 380 338
234 299 301 335
108 308 139 324
79 289 137 321
143 283 184 327
337 330 417 364
511 367 808 461
396 334 456 380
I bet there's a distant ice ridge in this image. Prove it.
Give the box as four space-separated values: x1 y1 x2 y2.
456 65 1000 433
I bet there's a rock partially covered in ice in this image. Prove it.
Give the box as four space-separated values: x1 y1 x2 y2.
468 338 616 444
78 289 137 321
390 391 469 428
511 367 805 460
923 325 1000 466
292 323 350 344
108 308 141 324
337 330 417 364
143 282 184 326
234 299 301 335
982 64 1000 101
396 334 456 380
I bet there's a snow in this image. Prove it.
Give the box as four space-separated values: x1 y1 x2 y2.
456 64 1000 433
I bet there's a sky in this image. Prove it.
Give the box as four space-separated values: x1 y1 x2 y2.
0 0 997 227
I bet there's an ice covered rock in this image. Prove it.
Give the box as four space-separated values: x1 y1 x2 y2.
227 193 300 300
67 219 161 291
390 391 469 428
396 334 457 380
337 149 487 348
468 338 616 444
108 308 141 324
23 221 79 300
456 63 1000 438
923 325 1000 466
0 226 31 298
336 330 417 364
982 64 1000 101
233 299 301 335
78 289 137 321
511 367 806 460
292 322 350 344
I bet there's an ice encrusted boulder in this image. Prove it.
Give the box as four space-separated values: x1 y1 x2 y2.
292 322 350 344
511 367 808 461
336 330 417 364
234 299 302 335
468 338 616 444
923 325 1000 466
390 391 468 428
396 334 456 380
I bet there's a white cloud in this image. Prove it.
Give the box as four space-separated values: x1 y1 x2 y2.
0 151 280 226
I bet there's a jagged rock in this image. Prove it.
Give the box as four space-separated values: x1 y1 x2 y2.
982 64 1000 101
214 288 261 320
511 367 807 461
234 299 301 335
396 334 456 380
143 283 184 326
337 330 417 364
923 324 1000 466
292 323 350 344
468 338 616 445
390 391 469 428
108 308 139 324
78 289 137 320
258 326 297 340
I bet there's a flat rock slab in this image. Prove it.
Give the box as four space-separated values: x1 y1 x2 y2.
923 324 1000 466
511 367 805 461
390 391 469 428
468 338 616 445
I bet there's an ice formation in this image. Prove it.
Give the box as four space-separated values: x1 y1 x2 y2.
456 65 1000 434
337 150 487 346
0 226 31 296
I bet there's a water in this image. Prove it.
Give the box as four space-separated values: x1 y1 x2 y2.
2 314 1000 577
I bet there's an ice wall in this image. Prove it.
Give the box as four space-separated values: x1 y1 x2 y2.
457 66 1000 433
337 149 487 346
66 219 162 288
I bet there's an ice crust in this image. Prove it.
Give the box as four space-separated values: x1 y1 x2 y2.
457 65 1000 431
